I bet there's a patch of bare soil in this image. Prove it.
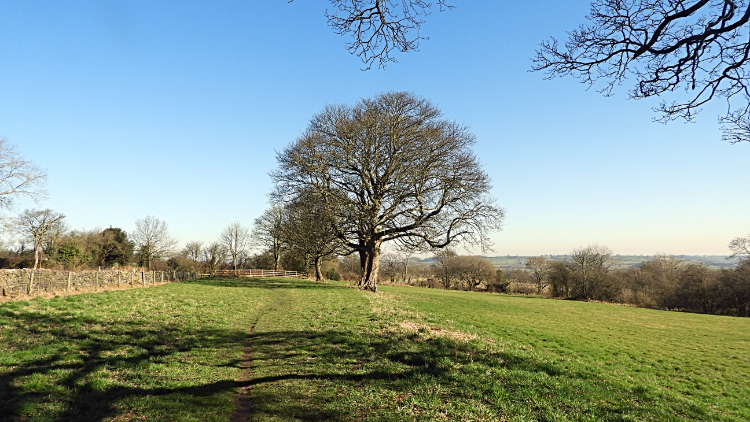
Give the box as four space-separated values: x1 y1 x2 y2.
232 322 255 422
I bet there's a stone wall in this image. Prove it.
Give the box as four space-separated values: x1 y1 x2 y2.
0 269 199 298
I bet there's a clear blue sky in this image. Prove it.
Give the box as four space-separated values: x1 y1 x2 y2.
0 1 747 256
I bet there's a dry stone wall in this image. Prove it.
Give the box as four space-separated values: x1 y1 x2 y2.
0 269 199 298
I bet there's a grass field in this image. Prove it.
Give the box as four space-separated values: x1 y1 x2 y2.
1 277 748 421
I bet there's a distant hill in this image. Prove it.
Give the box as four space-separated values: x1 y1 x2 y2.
418 255 738 270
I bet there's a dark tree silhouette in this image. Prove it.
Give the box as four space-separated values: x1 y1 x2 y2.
293 0 453 69
533 0 750 143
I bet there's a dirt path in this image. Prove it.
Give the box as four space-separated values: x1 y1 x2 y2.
231 319 257 422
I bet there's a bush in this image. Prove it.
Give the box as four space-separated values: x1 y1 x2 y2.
340 271 360 282
325 268 341 281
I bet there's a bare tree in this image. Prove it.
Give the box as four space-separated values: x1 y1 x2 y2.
280 192 347 281
220 221 251 271
533 0 750 143
183 241 203 263
292 0 453 69
132 216 177 270
729 234 750 260
252 206 286 271
272 92 504 292
202 241 227 276
569 244 615 300
432 248 458 289
453 255 496 291
0 138 47 213
398 249 413 284
13 209 66 293
380 252 400 283
525 256 550 294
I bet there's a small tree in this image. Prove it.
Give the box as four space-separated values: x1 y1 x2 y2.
380 253 400 283
220 221 251 271
132 216 177 270
202 242 227 276
280 192 347 280
569 244 615 300
433 248 458 289
453 256 496 291
252 206 286 271
97 227 134 267
548 260 573 298
13 209 66 292
525 256 550 295
183 241 203 263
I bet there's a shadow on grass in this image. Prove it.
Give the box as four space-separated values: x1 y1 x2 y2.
0 293 708 422
0 304 255 422
188 277 349 290
241 328 701 422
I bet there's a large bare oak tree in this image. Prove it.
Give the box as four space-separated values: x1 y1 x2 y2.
533 0 750 143
272 91 504 292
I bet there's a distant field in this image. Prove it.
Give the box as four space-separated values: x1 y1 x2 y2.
420 254 738 269
1 278 748 421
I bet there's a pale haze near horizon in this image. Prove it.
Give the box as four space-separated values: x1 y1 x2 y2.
0 1 747 257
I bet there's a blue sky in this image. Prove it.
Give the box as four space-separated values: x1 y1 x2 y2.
0 1 747 256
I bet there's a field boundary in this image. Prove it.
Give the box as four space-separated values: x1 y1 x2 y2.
214 269 305 279
0 268 200 299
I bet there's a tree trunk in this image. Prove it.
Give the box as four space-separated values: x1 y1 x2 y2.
358 244 380 292
314 256 323 281
273 248 280 271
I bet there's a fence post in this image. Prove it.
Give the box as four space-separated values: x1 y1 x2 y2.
141 271 145 286
95 271 99 291
67 271 71 292
117 271 121 287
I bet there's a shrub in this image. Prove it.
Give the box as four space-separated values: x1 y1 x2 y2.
325 268 341 281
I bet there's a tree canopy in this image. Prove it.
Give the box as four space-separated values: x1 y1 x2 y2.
272 91 504 291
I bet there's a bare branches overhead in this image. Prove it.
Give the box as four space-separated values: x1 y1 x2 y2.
533 0 750 143
292 0 453 69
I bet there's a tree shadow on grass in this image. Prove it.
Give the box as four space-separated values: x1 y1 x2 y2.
0 304 256 422
243 328 711 422
0 300 711 422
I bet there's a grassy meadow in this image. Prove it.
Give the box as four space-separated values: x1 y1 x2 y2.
0 277 748 421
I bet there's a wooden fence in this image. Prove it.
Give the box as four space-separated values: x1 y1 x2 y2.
213 269 305 279
0 269 199 298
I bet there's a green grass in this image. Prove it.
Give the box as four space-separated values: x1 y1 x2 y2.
1 277 748 421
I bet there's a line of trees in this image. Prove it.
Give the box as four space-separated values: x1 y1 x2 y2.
413 239 750 318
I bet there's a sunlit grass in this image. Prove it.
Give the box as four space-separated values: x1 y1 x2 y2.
1 277 748 421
